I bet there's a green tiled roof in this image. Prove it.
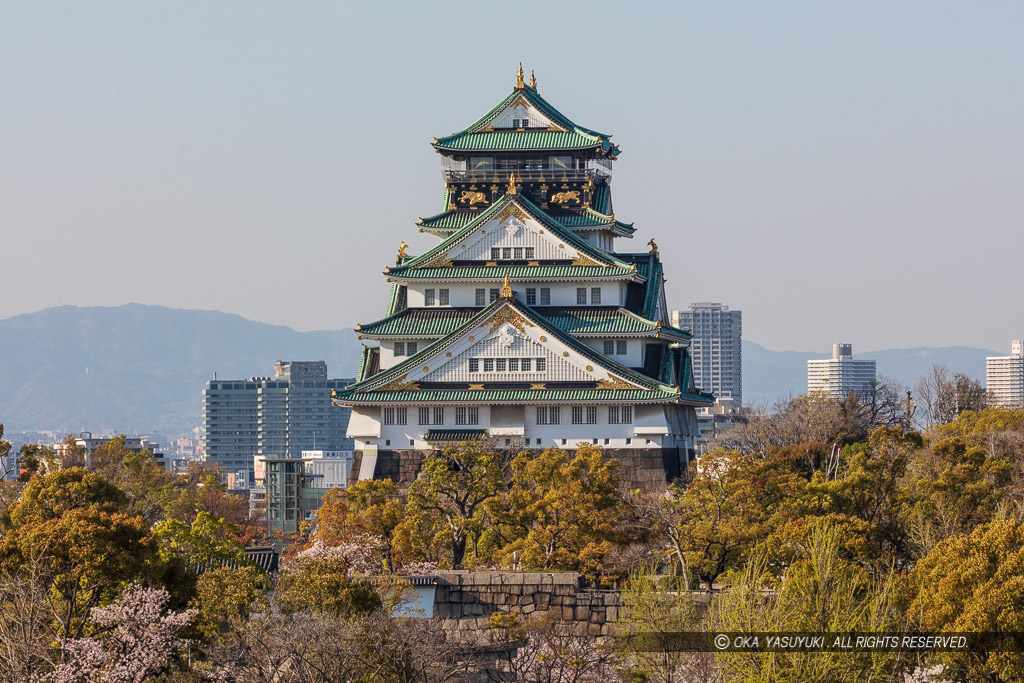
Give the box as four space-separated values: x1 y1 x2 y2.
420 206 635 235
388 265 638 281
394 193 635 274
385 283 407 316
360 308 478 338
417 210 478 232
355 345 380 383
337 297 685 405
340 387 688 405
435 131 617 154
434 86 620 156
357 306 690 341
620 253 663 320
590 185 613 215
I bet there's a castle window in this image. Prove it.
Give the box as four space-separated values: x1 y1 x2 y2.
550 406 560 424
540 288 550 305
536 357 546 371
588 406 597 423
508 358 519 371
491 248 500 260
407 342 418 355
425 289 436 306
490 288 499 303
514 247 523 260
384 407 407 426
525 247 535 259
469 359 479 373
526 288 537 305
502 247 512 260
475 289 486 306
419 407 430 425
439 289 449 305
591 288 601 305
604 341 615 355
394 342 406 357
521 358 532 371
572 407 583 424
576 288 587 305
617 340 627 355
456 406 479 425
484 358 494 372
496 359 507 372
621 406 633 424
434 407 444 425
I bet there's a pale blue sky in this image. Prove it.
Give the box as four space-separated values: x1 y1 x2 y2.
1 1 1021 352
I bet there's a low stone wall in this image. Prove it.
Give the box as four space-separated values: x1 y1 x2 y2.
431 571 623 637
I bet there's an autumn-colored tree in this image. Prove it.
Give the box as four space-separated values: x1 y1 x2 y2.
662 450 801 590
906 519 1024 682
396 443 504 568
903 428 1010 558
315 479 405 569
484 445 621 579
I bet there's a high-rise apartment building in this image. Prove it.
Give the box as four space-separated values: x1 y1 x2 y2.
986 340 1024 408
202 361 353 479
807 344 876 399
671 303 742 404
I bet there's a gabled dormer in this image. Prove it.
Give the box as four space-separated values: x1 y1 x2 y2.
391 190 638 277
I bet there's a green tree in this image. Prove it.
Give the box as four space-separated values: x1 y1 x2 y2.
154 511 248 571
485 445 621 579
0 508 157 640
715 524 910 682
277 555 382 617
906 519 1024 682
88 436 173 523
6 467 126 528
397 443 504 568
191 565 266 637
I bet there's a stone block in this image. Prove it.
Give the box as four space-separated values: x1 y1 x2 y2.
562 606 575 621
575 606 590 621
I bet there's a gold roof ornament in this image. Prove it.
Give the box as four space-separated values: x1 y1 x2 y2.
500 271 513 298
516 62 525 89
397 241 409 262
530 70 537 89
648 238 659 258
507 172 518 195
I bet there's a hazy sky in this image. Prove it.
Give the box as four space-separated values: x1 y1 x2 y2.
2 1 1021 353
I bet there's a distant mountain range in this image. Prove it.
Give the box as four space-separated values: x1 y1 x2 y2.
742 340 997 407
0 305 362 435
0 305 1000 435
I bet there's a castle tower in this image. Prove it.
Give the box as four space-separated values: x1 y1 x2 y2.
334 69 712 489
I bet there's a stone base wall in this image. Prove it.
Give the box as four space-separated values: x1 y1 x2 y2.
351 447 683 491
432 571 622 637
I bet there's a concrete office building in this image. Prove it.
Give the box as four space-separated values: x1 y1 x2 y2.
986 340 1024 408
202 361 354 481
807 344 876 399
671 303 742 404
